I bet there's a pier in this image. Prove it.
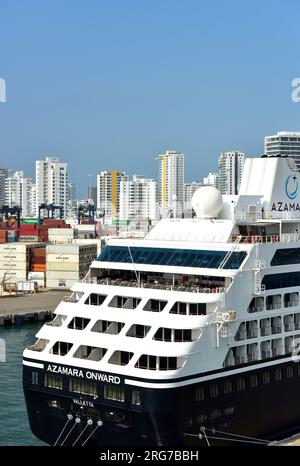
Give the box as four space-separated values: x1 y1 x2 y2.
0 290 71 326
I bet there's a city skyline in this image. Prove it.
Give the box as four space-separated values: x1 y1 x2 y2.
1 0 300 195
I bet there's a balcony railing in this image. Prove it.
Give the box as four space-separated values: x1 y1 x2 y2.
82 276 226 294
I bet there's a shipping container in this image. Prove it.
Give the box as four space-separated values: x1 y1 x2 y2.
46 262 90 272
19 236 39 242
46 244 97 255
46 270 83 279
0 253 28 261
0 243 44 253
0 271 27 281
0 261 28 270
48 228 74 237
46 278 77 289
28 271 45 280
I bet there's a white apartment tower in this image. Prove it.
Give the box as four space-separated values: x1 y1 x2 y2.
184 182 202 215
35 157 68 217
5 171 35 217
119 175 158 221
157 150 184 216
218 151 245 195
0 166 8 206
265 132 300 170
97 170 128 224
202 172 219 188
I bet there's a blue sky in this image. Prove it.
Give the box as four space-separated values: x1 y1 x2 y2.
0 0 300 195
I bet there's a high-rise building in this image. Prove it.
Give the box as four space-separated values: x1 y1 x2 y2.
68 183 77 204
97 170 128 223
202 172 219 188
35 156 68 217
218 151 245 195
5 171 35 217
157 150 184 216
119 175 158 221
0 166 8 206
264 132 300 170
184 182 202 214
86 186 97 205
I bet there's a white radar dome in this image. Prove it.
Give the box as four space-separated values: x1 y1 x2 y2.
191 186 223 219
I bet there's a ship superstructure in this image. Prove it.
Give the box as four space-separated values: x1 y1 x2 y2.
23 156 300 445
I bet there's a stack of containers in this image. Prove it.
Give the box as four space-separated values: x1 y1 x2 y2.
19 224 39 242
46 243 97 289
0 230 8 244
0 243 45 284
48 227 74 244
30 247 46 272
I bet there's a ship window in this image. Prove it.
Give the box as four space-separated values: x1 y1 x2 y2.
44 374 63 390
143 299 167 312
135 355 185 371
286 366 294 378
104 385 125 402
274 368 282 382
170 302 206 315
68 317 90 330
126 324 151 338
91 320 125 335
73 345 107 361
51 341 73 356
85 293 107 306
224 380 232 394
250 374 258 388
31 371 38 385
97 245 247 270
190 303 206 316
131 390 141 406
262 371 270 384
210 383 219 398
196 386 205 401
109 296 141 309
271 248 300 266
69 379 97 396
237 377 245 391
262 272 300 290
108 351 133 366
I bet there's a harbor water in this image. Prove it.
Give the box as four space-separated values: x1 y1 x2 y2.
0 323 45 445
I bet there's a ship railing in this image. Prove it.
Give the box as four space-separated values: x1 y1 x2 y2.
280 233 300 243
82 276 226 293
234 212 263 222
230 235 280 244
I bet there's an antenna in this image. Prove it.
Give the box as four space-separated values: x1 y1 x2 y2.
127 246 140 285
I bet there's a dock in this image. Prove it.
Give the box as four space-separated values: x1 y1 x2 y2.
0 290 71 326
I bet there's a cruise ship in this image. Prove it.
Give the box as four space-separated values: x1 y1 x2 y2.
23 155 300 446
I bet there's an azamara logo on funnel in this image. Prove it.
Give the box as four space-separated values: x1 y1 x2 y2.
285 175 298 200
